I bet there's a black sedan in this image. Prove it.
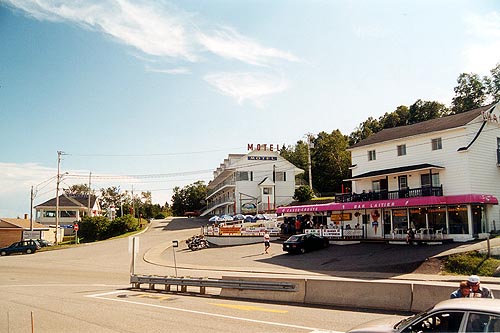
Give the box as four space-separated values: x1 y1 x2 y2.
282 233 329 254
0 240 41 256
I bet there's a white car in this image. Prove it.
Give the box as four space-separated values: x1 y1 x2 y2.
347 298 500 333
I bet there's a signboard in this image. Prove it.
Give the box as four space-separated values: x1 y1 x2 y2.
23 230 41 240
73 223 79 231
330 213 352 221
172 240 179 248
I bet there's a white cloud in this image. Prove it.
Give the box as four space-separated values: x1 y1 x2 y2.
3 0 197 61
145 65 190 75
462 11 500 74
204 72 289 106
198 26 299 66
3 0 299 103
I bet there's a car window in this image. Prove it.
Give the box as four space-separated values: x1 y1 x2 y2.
466 312 500 333
402 311 464 333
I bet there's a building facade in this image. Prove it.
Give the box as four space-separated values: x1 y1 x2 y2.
202 149 304 216
278 102 500 242
35 194 101 235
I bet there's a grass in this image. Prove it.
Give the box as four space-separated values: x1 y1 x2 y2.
442 250 500 276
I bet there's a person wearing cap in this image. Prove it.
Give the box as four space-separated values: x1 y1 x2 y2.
467 275 494 298
450 281 471 298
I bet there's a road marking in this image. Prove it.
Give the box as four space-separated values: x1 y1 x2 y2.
134 294 173 301
209 302 288 313
86 291 343 332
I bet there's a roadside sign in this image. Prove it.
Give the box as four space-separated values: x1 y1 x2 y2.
73 223 79 231
172 240 179 248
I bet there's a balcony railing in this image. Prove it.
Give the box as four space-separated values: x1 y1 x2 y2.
207 179 236 197
335 185 443 203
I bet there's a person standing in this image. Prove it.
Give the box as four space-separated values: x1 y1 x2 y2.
450 281 471 298
263 231 270 254
468 275 494 298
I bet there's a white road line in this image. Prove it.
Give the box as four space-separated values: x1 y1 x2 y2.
86 291 344 333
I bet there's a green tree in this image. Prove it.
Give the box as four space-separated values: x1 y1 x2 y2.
293 185 314 202
64 184 95 196
348 117 381 146
280 140 309 183
451 73 487 114
100 186 127 216
311 130 351 195
379 105 410 129
408 99 449 124
171 181 207 216
485 62 500 103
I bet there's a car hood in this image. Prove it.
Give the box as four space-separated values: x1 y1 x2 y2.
347 316 401 333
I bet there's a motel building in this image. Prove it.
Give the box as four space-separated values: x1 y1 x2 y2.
201 146 304 217
278 102 500 242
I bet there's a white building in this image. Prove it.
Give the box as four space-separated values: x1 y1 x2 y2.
202 149 304 216
278 102 500 242
35 194 101 235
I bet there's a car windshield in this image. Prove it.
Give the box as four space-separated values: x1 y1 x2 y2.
287 235 303 242
395 310 429 329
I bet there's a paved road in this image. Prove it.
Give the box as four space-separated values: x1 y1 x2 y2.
1 216 497 332
0 217 411 333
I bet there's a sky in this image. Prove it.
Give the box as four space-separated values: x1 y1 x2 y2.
1 0 500 218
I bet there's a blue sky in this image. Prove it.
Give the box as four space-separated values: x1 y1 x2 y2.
1 0 499 217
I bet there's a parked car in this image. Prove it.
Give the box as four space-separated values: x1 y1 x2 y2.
282 233 329 254
347 298 500 333
35 239 53 247
0 240 41 256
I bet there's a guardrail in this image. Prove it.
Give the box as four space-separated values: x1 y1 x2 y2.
130 274 297 295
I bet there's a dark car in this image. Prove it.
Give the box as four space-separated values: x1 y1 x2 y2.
34 239 53 247
0 240 41 256
282 233 329 254
347 298 500 333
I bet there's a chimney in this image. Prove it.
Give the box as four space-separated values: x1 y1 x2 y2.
24 213 28 220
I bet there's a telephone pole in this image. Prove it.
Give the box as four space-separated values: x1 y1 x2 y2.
55 151 65 245
306 134 313 190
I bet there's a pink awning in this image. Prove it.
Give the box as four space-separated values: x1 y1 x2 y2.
277 194 498 214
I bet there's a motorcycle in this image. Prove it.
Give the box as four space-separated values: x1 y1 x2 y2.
186 235 209 251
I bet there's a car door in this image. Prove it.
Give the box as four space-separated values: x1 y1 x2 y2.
465 312 500 332
401 311 465 333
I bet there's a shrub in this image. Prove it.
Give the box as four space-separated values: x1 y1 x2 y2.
293 185 314 202
155 213 166 219
443 251 500 276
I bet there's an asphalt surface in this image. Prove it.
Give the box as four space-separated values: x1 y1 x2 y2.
143 217 500 285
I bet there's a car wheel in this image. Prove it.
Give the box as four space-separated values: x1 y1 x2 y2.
26 249 33 254
300 247 306 254
0 251 7 256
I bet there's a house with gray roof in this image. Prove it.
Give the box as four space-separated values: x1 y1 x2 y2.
35 194 101 234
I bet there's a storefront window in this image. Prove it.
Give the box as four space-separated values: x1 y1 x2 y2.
392 209 408 229
409 208 426 230
427 207 446 231
448 205 469 234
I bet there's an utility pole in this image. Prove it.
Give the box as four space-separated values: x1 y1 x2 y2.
87 172 92 216
306 134 313 190
30 186 34 231
55 151 65 245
